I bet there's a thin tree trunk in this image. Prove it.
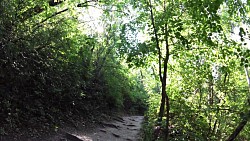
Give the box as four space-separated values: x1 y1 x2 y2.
148 0 164 123
165 94 170 140
148 0 170 140
226 118 248 141
226 67 250 141
163 0 170 139
163 22 170 141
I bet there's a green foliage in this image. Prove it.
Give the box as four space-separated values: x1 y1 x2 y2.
122 0 250 140
1 0 250 140
0 0 148 135
0 6 91 131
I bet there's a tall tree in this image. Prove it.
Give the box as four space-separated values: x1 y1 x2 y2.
121 0 250 140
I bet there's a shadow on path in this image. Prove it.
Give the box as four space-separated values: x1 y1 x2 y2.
63 116 144 141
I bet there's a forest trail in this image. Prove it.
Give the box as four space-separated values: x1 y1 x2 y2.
50 116 144 141
0 116 144 141
78 116 144 141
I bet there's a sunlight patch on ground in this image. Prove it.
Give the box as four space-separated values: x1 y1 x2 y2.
78 135 93 141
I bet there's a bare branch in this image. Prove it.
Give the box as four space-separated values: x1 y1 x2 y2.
40 8 69 25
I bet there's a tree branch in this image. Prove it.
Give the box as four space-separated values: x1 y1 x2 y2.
19 0 65 22
40 8 69 25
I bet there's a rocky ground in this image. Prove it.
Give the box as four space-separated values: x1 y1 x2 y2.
0 115 144 141
78 116 144 141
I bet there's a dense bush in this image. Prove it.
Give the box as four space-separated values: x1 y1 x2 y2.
0 0 148 134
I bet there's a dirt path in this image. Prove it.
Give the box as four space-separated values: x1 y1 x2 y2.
62 116 144 141
0 116 144 141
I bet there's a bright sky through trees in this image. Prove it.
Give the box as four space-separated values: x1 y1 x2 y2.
78 7 104 34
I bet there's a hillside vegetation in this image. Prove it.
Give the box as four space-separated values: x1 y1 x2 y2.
1 0 250 141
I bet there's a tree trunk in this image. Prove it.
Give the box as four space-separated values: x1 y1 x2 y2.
148 0 164 122
148 0 170 140
163 0 170 139
158 91 166 122
226 67 250 141
165 94 170 140
162 47 169 141
226 118 248 141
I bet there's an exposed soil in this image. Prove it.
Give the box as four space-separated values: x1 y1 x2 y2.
0 115 144 141
80 116 144 141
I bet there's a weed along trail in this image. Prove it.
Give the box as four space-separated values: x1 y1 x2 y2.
63 116 144 141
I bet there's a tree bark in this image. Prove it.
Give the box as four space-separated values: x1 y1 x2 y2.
226 118 248 141
163 26 170 141
163 0 170 139
148 0 164 122
148 0 170 140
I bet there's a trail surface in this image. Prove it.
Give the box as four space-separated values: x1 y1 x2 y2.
63 116 144 141
0 116 144 141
